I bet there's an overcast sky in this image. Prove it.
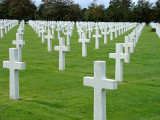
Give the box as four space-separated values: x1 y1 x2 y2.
34 0 157 8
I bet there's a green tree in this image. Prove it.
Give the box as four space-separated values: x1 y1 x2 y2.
64 4 82 21
84 0 105 22
0 0 36 20
0 0 11 19
39 0 81 21
105 0 134 22
81 8 87 21
154 0 160 22
132 0 153 24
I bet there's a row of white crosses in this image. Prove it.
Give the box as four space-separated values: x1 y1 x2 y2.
0 20 19 38
150 23 160 38
109 23 146 82
82 23 146 120
28 20 74 71
76 22 137 57
3 20 26 100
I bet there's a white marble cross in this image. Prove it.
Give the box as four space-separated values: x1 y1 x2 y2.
56 25 61 39
39 26 46 43
79 33 90 57
87 27 92 39
110 27 113 40
102 28 108 44
4 25 8 34
0 26 4 38
109 43 130 82
78 28 83 39
83 61 117 120
54 37 70 71
123 36 134 55
12 33 25 61
3 48 25 100
17 28 24 40
45 28 54 52
64 28 70 46
94 23 99 33
93 30 102 49
38 26 42 37
115 26 117 38
51 25 55 35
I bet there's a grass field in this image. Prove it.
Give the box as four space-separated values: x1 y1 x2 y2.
0 25 160 120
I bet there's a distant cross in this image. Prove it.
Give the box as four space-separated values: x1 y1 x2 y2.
0 26 4 38
39 26 46 43
133 30 138 45
64 28 71 46
12 33 25 61
45 28 54 52
17 28 24 40
102 28 108 44
110 26 113 40
94 23 99 33
79 33 90 57
122 36 134 55
109 43 130 82
83 61 117 120
115 26 117 38
4 25 8 34
56 25 61 39
118 25 121 35
54 37 70 71
51 25 55 35
129 33 136 47
78 28 83 39
87 27 92 39
93 29 102 49
3 48 25 100
38 26 42 37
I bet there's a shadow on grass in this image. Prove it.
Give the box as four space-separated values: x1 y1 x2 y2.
25 100 64 108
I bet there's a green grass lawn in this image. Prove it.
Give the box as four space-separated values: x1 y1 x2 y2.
0 25 160 120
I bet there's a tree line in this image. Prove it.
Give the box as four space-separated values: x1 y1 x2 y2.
0 0 160 24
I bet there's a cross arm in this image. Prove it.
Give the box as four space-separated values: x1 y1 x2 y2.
98 35 102 38
12 40 25 45
109 53 116 59
78 39 82 43
63 46 70 51
93 35 96 38
121 53 130 63
86 39 90 43
15 62 25 70
83 77 95 88
3 61 10 69
54 46 59 51
102 79 117 90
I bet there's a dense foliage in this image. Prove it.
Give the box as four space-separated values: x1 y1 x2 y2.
0 0 160 23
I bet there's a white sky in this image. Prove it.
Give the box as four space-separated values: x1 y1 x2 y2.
34 0 157 8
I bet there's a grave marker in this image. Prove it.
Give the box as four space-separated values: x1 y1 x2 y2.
109 43 130 82
3 48 25 100
12 33 25 61
45 28 54 52
54 37 70 71
79 33 90 57
83 61 117 120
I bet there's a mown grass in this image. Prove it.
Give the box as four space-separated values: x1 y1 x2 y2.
0 25 160 120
